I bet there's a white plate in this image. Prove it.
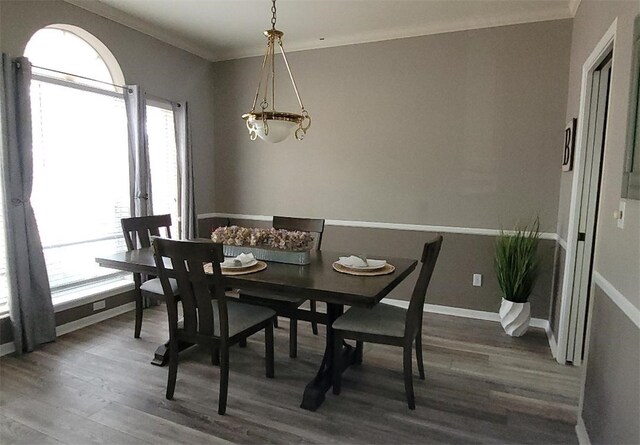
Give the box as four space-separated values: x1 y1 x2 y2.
221 258 258 269
337 257 387 271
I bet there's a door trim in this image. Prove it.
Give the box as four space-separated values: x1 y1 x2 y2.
556 19 617 365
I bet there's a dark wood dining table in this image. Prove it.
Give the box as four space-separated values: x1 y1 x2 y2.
96 247 417 411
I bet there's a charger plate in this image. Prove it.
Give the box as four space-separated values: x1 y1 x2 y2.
332 262 395 276
204 261 267 276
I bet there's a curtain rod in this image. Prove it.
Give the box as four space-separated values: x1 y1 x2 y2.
31 64 128 91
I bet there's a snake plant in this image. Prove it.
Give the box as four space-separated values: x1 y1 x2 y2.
495 219 541 303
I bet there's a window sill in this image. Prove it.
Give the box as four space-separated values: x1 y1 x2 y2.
53 278 134 313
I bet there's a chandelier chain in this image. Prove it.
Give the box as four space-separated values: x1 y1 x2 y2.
271 0 277 29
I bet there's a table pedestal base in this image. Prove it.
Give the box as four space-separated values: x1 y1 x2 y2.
301 303 359 411
151 340 193 366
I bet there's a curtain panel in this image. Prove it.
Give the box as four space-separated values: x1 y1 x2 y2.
124 85 152 218
0 54 56 353
172 101 196 240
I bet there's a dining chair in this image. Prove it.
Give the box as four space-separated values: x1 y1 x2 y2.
238 216 325 358
332 235 443 409
152 237 276 415
121 214 178 338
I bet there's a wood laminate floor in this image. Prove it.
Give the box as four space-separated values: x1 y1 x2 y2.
0 305 581 444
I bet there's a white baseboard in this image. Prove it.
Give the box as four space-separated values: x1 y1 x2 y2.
382 298 549 330
546 326 558 359
576 416 592 445
0 340 15 357
1 302 137 357
56 302 135 337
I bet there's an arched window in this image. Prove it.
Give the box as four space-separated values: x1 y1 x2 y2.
24 25 132 300
25 24 124 90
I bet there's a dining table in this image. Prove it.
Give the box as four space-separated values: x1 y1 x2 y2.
95 246 417 411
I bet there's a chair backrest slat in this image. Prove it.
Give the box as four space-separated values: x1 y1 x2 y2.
122 215 173 250
405 235 443 339
272 216 325 251
153 238 226 338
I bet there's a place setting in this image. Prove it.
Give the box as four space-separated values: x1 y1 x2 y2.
332 254 395 276
204 252 267 275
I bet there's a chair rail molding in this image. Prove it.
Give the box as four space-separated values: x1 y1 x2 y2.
593 271 640 329
199 213 559 240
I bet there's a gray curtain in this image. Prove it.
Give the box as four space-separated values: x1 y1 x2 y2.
0 54 56 353
124 85 152 218
173 101 196 239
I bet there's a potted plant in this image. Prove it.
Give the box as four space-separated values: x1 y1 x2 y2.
495 219 541 337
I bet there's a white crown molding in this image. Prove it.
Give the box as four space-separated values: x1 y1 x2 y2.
199 212 559 240
218 8 575 61
65 1 573 62
593 271 640 329
568 0 583 17
63 0 218 62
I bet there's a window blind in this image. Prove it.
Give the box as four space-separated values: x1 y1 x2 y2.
30 78 131 296
147 103 179 237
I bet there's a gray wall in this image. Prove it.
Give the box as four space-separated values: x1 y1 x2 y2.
212 19 572 232
582 285 639 445
556 0 640 304
555 0 640 442
0 0 217 215
200 216 555 319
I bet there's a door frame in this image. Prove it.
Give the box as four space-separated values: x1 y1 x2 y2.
556 19 617 365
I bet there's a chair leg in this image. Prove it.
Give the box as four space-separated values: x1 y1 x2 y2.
273 316 279 328
134 292 143 338
310 300 319 335
403 345 415 410
211 347 220 366
265 320 275 378
239 337 247 348
332 332 342 395
355 341 364 364
415 332 425 380
218 346 229 415
166 338 178 400
289 317 298 358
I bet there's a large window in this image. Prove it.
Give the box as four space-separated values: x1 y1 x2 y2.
25 26 132 302
30 78 130 293
147 101 179 237
15 25 182 308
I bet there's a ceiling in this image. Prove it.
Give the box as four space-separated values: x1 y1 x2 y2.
66 0 578 61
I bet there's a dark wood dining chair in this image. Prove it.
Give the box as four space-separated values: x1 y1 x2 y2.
121 214 178 338
152 237 276 415
332 235 443 409
238 216 325 358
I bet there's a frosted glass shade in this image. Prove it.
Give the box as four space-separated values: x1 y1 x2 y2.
252 118 297 143
242 111 303 143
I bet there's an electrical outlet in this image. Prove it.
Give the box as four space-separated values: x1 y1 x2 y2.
93 300 106 311
473 274 482 287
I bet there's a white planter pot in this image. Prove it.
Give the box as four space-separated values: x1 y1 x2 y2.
499 298 531 337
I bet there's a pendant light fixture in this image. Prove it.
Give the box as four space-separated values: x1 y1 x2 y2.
242 0 311 143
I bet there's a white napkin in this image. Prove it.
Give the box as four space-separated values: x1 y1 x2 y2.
337 255 386 268
221 252 256 268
